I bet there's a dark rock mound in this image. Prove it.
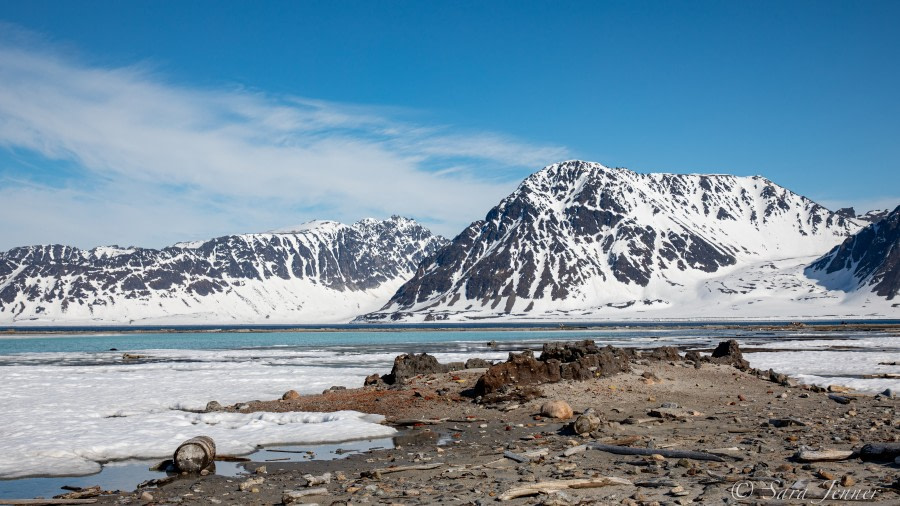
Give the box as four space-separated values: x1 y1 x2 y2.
465 358 492 369
539 340 601 362
381 353 459 385
644 346 681 361
474 350 562 397
475 342 632 399
709 339 750 370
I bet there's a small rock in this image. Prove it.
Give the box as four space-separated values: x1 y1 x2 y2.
572 414 602 435
670 485 689 496
204 401 223 412
255 465 267 474
141 491 154 502
540 400 574 420
840 475 855 487
282 390 301 401
239 476 265 491
816 470 836 481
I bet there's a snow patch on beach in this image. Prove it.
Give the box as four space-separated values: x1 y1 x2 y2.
745 335 900 393
0 349 413 479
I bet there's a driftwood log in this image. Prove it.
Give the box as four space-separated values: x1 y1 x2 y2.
859 442 900 461
174 436 216 473
499 477 633 500
794 448 856 462
588 443 728 462
361 463 444 479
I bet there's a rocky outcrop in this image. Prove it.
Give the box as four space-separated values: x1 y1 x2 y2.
685 339 750 370
381 353 454 385
645 346 681 361
474 341 632 399
474 350 562 396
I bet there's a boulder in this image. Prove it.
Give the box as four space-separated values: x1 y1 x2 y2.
382 353 449 384
709 339 750 370
465 357 492 369
572 413 602 434
645 346 681 361
540 400 574 419
281 390 301 401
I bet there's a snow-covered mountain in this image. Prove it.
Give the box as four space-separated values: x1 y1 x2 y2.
361 161 895 322
0 216 446 325
807 205 900 301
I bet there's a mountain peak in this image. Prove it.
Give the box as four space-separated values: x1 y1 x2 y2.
361 162 865 322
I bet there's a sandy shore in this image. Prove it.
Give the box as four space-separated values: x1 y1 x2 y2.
26 340 900 505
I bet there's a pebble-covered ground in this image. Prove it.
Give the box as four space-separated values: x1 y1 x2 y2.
49 345 900 505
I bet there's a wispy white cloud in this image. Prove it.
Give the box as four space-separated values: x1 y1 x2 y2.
0 31 568 250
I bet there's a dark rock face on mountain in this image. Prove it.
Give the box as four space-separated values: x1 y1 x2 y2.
0 216 446 324
807 205 900 300
362 161 861 321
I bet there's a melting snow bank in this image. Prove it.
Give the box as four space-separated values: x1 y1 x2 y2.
0 348 412 480
0 410 394 479
744 335 900 394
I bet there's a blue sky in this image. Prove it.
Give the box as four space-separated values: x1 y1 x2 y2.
0 0 898 249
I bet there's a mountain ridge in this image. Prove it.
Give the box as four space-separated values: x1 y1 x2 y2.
0 216 446 325
361 161 892 322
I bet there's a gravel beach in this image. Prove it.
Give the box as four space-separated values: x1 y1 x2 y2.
24 340 900 506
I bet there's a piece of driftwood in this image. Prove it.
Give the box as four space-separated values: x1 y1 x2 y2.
215 455 250 462
503 450 528 463
282 487 329 503
389 418 447 426
0 501 98 505
859 442 900 461
587 443 727 462
53 486 101 500
499 476 633 500
794 448 856 462
605 435 641 446
361 463 444 479
634 478 679 488
828 393 853 404
174 435 216 473
563 444 587 457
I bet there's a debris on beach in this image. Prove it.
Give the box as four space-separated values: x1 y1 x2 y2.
174 435 216 473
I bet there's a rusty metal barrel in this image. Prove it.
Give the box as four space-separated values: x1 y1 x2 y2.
174 436 216 473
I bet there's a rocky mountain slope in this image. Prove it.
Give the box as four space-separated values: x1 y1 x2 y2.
807 206 900 300
0 216 446 325
361 161 893 322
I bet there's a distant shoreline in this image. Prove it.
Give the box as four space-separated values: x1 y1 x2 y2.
2 320 900 336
